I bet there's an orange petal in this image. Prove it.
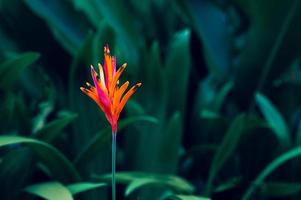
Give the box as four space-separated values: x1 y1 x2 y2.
80 87 107 113
113 81 129 112
104 46 113 87
110 63 127 97
117 83 142 114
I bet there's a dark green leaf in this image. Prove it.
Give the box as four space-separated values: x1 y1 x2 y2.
97 171 194 196
206 114 246 193
74 116 158 166
72 0 102 27
164 29 190 116
35 112 77 143
0 52 39 89
242 146 301 200
157 112 182 173
32 102 54 134
212 81 234 112
0 148 34 200
260 182 301 197
214 177 241 193
176 1 231 76
24 0 90 55
255 92 291 147
0 135 80 183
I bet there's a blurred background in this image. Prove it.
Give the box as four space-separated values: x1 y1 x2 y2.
1 0 301 199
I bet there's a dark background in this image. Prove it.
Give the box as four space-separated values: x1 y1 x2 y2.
1 0 301 199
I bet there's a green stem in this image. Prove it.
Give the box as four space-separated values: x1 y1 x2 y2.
112 131 117 200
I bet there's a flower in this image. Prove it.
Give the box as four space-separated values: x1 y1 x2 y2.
80 45 141 133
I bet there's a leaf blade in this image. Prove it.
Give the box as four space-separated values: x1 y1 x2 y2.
24 182 73 200
255 92 291 147
0 135 80 183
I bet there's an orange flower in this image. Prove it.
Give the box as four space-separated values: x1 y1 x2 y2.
80 45 141 133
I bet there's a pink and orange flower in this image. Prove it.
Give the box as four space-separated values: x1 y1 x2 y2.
80 45 141 133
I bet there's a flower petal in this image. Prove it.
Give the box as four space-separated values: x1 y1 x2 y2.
80 87 108 114
104 45 113 87
98 63 106 88
117 83 142 115
91 65 110 107
113 81 129 113
110 63 127 97
112 56 116 75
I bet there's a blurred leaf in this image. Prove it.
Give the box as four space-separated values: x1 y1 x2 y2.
212 81 234 112
255 92 291 147
72 0 102 27
0 135 80 183
0 52 39 89
24 0 90 55
200 109 221 119
0 148 34 200
137 41 166 118
67 182 107 195
157 112 182 173
24 181 73 200
97 171 194 196
1 92 15 121
32 102 54 134
166 194 210 200
125 179 159 196
35 111 77 143
242 146 301 200
176 0 231 76
295 115 301 145
93 0 142 66
232 0 301 95
164 29 190 116
214 176 241 193
74 116 158 166
260 182 301 197
206 114 246 193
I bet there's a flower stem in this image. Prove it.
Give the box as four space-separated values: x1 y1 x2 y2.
112 131 117 200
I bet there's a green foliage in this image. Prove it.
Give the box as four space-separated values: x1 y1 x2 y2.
24 181 106 199
255 92 291 147
0 135 80 183
67 182 107 195
242 146 301 200
166 195 210 200
24 182 73 200
97 171 194 196
1 0 301 199
260 182 301 197
0 52 40 89
74 116 158 166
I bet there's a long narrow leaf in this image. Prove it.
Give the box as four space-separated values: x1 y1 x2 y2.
24 182 73 200
242 146 301 200
67 182 107 195
206 114 246 193
255 92 291 147
0 136 80 183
